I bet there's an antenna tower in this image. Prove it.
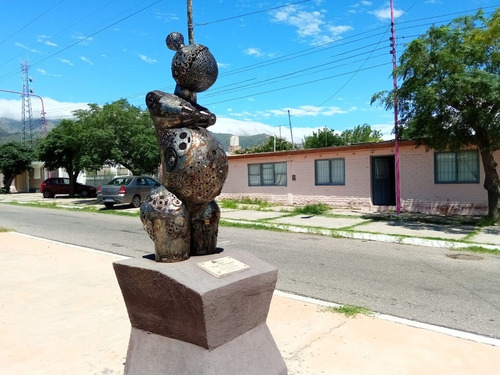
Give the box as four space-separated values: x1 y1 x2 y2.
21 60 34 147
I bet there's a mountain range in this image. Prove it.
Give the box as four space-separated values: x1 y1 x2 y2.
0 117 269 152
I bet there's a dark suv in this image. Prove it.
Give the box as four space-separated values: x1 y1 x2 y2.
40 177 97 198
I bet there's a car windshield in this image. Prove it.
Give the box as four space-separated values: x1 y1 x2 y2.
108 177 132 185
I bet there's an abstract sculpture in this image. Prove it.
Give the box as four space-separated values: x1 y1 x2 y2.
141 32 228 262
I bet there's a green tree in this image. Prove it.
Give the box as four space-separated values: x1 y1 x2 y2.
0 142 34 193
341 124 383 144
303 127 344 149
372 10 500 219
74 99 159 175
36 119 93 197
236 136 293 154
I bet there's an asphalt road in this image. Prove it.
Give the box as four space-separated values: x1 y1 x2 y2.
1 203 499 339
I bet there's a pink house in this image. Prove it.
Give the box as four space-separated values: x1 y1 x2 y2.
220 140 500 215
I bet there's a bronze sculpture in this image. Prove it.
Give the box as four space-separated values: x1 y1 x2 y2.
141 32 228 262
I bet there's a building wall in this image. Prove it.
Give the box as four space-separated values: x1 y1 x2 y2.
220 141 500 215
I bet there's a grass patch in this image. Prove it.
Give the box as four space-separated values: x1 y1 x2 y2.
218 197 272 210
218 199 239 209
0 226 12 232
361 212 493 227
293 203 330 215
219 219 289 232
323 304 371 318
4 200 140 216
477 216 500 227
459 245 500 255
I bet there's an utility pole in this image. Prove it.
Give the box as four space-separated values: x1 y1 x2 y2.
287 110 294 149
187 0 194 44
390 0 401 214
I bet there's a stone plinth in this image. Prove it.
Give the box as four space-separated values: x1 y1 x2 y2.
113 249 287 375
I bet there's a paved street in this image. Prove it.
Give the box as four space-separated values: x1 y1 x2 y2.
0 200 499 339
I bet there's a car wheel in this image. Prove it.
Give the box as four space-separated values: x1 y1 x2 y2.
42 190 53 198
104 202 114 209
80 190 89 198
131 195 141 208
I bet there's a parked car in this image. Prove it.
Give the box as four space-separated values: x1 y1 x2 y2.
97 175 161 209
40 177 97 198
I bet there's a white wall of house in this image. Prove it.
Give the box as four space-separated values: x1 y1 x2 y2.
220 141 500 215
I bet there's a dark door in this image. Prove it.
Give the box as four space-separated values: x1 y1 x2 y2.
371 156 396 206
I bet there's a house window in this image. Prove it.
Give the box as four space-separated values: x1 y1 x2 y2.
248 162 287 186
315 158 345 185
434 150 479 183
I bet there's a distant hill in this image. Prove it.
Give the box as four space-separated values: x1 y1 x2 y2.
0 117 269 151
0 117 58 145
0 117 23 133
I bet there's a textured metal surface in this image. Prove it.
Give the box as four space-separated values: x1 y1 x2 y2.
141 186 190 262
146 90 216 129
157 127 228 211
166 32 218 94
141 32 228 262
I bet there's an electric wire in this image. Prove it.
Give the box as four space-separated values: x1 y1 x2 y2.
0 0 163 82
194 0 312 26
1 4 498 119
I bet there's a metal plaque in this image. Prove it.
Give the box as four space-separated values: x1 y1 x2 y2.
197 256 250 278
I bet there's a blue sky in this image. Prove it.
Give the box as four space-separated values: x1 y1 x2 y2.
0 0 498 142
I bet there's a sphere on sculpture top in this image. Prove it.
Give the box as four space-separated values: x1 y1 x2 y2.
166 32 218 93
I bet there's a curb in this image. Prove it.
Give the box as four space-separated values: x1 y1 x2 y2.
220 218 500 251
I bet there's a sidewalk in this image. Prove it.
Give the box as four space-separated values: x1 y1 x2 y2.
0 232 499 375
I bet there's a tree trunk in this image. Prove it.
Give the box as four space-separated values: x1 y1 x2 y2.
2 175 14 193
480 149 500 220
68 170 79 198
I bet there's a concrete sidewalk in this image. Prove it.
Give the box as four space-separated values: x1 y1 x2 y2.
219 208 500 250
0 232 498 375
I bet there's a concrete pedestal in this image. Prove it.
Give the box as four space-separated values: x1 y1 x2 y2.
113 249 287 375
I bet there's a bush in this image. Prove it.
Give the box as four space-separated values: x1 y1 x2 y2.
294 203 330 215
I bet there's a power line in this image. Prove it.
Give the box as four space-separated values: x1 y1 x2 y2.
0 0 163 82
205 62 391 106
194 0 312 26
0 0 65 46
2 4 497 118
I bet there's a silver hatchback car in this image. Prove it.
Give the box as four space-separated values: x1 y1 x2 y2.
97 175 161 209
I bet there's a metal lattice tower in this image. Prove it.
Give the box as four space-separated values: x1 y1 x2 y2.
21 60 34 147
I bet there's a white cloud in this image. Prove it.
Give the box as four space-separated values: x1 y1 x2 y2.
37 68 62 77
80 56 94 65
210 116 317 142
271 5 352 45
155 11 179 22
371 123 395 140
73 34 93 45
370 7 403 21
0 97 90 121
244 47 262 57
261 105 352 118
139 54 157 64
210 116 395 143
14 42 42 54
37 35 57 47
59 58 74 66
218 62 230 69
